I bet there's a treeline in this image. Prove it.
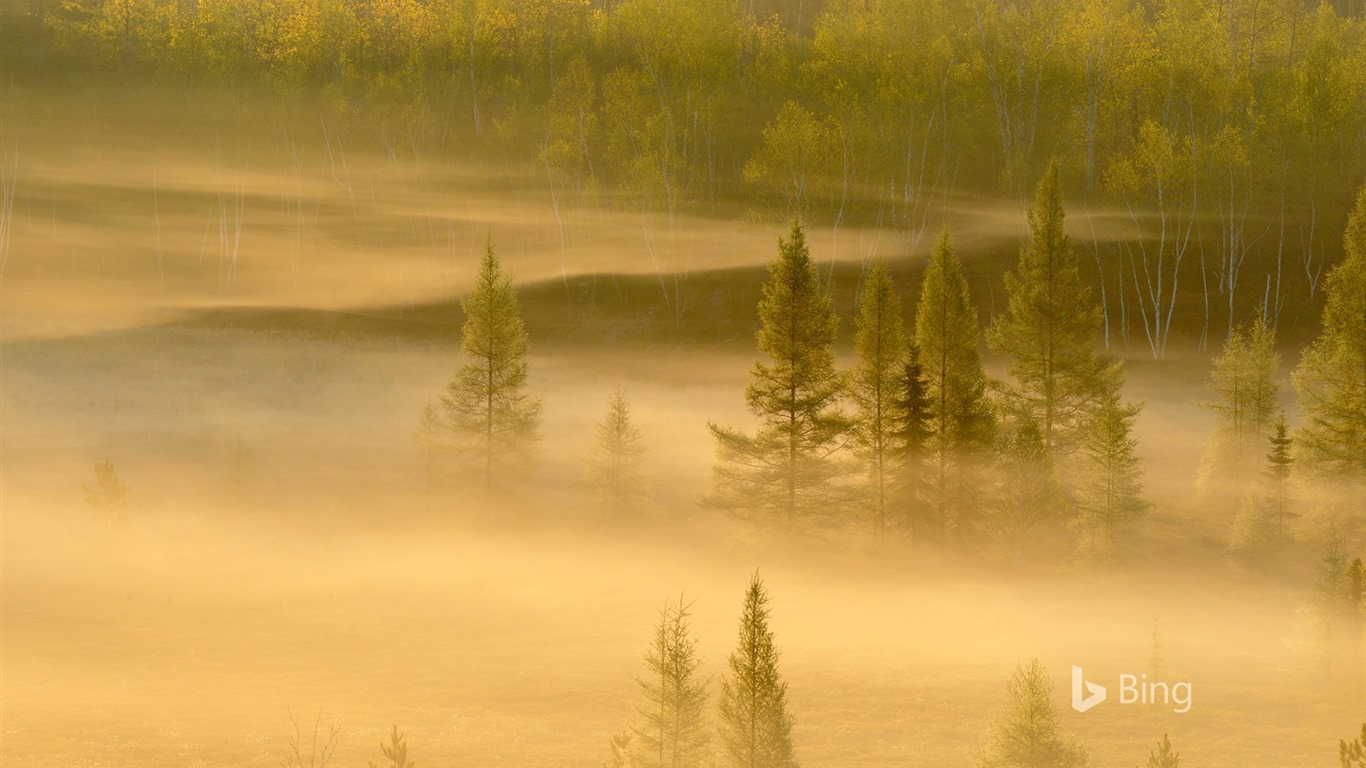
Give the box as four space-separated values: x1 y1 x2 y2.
413 166 1366 683
426 165 1366 567
15 0 1366 346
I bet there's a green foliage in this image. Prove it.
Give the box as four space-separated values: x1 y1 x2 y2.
743 101 842 220
707 221 849 527
914 229 994 541
1263 414 1296 531
719 573 797 768
368 726 414 768
850 265 908 542
1230 412 1297 558
441 239 542 487
1075 391 1147 559
1316 531 1358 605
1200 315 1281 495
807 0 958 226
28 0 1366 259
970 0 1071 190
1103 119 1199 359
1061 0 1152 190
1295 187 1366 482
631 597 710 768
978 659 1086 768
598 0 740 215
540 55 600 196
895 342 934 540
1144 733 1179 768
989 161 1114 460
589 390 649 515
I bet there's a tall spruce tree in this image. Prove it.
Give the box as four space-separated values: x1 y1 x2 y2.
895 343 933 539
850 265 909 542
707 221 849 527
1294 187 1366 485
590 390 648 515
977 659 1086 768
914 229 995 541
1200 315 1280 496
719 573 797 768
1231 412 1297 558
1263 413 1295 541
442 240 541 486
988 161 1114 460
1075 391 1147 558
632 597 710 768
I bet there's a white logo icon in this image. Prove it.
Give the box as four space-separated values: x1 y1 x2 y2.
1071 665 1107 713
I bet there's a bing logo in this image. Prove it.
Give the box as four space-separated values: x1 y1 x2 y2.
1071 666 1192 714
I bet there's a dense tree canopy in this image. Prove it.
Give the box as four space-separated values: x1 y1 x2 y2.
20 0 1366 262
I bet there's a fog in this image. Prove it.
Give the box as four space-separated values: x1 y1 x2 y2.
1 89 1362 768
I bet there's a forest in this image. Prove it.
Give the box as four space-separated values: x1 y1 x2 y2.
6 0 1366 344
1 0 1366 767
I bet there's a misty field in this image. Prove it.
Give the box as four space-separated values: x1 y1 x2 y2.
0 93 1358 767
0 323 1355 768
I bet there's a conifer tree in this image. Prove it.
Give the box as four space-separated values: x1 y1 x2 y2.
977 659 1086 768
83 460 129 525
590 390 648 515
606 731 634 768
1200 315 1280 495
988 161 1114 460
1263 413 1295 540
708 221 849 527
1145 734 1179 768
914 229 995 541
993 421 1064 559
850 264 909 542
1076 391 1147 558
632 597 710 768
1313 534 1364 695
719 573 797 768
441 239 542 487
1295 187 1366 485
895 343 933 539
1342 723 1366 768
1231 412 1297 557
368 726 415 768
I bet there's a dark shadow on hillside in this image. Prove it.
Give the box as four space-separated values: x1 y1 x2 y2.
160 243 1330 357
